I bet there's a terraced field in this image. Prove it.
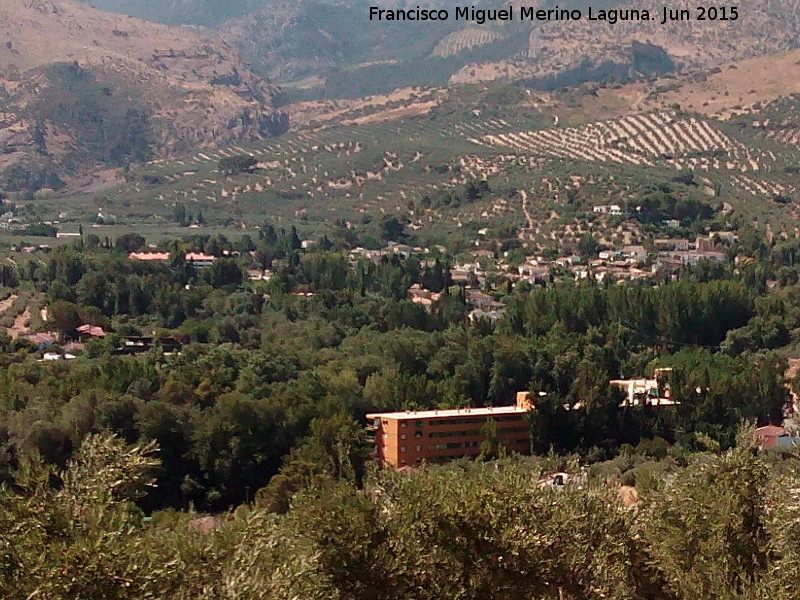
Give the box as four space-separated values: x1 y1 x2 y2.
0 290 43 339
750 97 800 150
95 113 543 232
36 88 800 254
432 28 506 58
474 111 799 198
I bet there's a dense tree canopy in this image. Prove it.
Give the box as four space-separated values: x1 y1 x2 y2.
0 228 795 516
0 223 797 596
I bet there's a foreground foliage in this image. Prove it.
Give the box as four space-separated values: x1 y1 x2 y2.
2 432 799 599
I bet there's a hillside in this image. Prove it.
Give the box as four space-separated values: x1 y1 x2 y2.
527 0 799 78
623 50 800 119
218 0 462 88
451 0 800 86
0 0 278 192
26 73 794 259
4 0 800 231
70 0 800 100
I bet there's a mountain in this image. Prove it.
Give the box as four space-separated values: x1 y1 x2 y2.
71 0 800 98
6 0 800 198
213 0 800 99
219 1 452 83
520 0 800 84
90 0 473 92
609 49 800 120
233 0 800 92
0 0 278 193
451 0 800 86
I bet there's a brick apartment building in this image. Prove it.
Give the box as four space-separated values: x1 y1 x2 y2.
366 393 533 468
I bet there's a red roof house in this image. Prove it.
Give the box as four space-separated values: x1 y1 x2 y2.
754 425 789 449
76 324 107 338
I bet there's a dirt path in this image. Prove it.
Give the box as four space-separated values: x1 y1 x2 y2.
631 90 649 111
519 189 534 231
0 294 18 316
9 307 31 340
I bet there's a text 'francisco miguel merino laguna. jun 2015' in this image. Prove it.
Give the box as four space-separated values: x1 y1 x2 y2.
368 5 740 25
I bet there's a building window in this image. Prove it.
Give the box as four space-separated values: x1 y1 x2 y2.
415 431 422 438
401 434 407 440
400 446 406 452
415 420 424 427
415 445 421 451
400 422 407 428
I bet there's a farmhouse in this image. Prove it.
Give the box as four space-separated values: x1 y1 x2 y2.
468 307 505 323
610 368 678 407
185 253 215 268
661 250 726 266
76 324 106 339
623 246 648 261
407 284 442 313
754 425 798 450
24 332 58 349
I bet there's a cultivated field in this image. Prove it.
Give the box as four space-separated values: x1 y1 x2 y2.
17 78 800 254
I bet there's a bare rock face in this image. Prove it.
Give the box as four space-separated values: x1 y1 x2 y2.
0 0 282 186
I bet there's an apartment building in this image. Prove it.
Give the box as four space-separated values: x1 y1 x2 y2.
366 393 532 468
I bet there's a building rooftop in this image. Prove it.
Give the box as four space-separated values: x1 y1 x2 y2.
755 425 786 436
185 252 215 262
25 332 58 344
129 252 169 261
77 324 106 338
367 405 528 420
